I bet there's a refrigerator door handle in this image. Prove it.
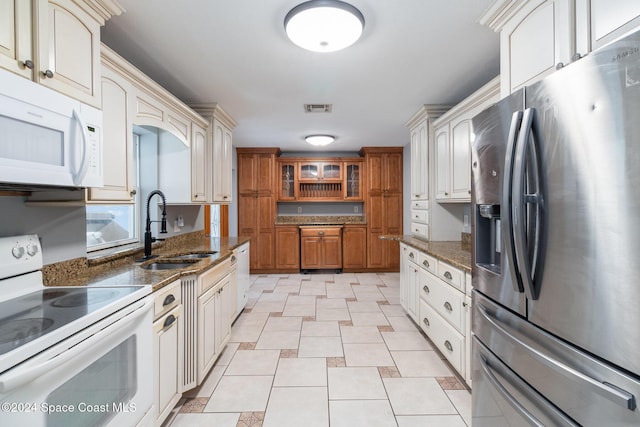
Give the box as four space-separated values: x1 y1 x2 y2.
512 107 544 300
477 304 637 411
502 110 525 293
479 355 547 427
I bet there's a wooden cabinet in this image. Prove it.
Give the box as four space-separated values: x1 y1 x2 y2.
299 161 343 181
481 0 640 96
277 160 297 201
343 160 364 200
275 226 300 271
361 147 403 271
300 226 343 270
152 280 183 426
237 148 279 272
342 225 367 271
434 77 500 203
0 0 122 107
192 104 237 204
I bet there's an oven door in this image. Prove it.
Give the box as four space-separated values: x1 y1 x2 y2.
0 295 153 427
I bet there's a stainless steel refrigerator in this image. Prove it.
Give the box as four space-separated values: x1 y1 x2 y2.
471 29 640 426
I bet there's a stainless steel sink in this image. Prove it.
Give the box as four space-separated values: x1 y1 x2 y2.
141 261 198 270
173 252 218 259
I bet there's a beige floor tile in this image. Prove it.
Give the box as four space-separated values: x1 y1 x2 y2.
391 350 453 377
225 350 280 375
326 284 356 299
263 316 302 331
332 273 358 283
170 413 240 427
281 303 316 317
383 377 457 415
382 331 433 350
343 343 394 366
257 292 288 302
352 288 386 302
387 315 419 332
183 364 225 398
298 336 344 357
204 375 273 412
276 278 302 286
355 273 385 285
328 367 387 400
396 415 467 427
301 320 341 337
329 400 397 427
251 300 286 313
347 301 382 313
274 357 327 387
299 281 327 296
316 307 351 321
255 330 300 349
379 303 407 317
340 325 384 343
317 298 348 309
263 387 329 427
230 326 264 343
286 295 317 305
273 284 301 294
233 311 270 327
446 389 472 426
350 311 390 326
213 342 239 366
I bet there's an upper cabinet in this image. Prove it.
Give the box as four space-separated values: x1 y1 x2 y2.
276 158 363 201
0 0 124 108
405 106 449 202
192 104 237 204
481 0 640 96
434 77 500 203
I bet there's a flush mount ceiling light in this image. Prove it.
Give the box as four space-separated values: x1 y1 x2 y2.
284 0 365 52
305 135 335 146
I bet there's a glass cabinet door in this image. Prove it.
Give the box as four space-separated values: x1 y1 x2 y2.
345 162 362 200
322 163 342 180
299 163 319 180
279 163 296 200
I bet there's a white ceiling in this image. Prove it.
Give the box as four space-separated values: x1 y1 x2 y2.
101 0 500 153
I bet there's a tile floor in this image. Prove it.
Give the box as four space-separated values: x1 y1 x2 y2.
165 272 471 427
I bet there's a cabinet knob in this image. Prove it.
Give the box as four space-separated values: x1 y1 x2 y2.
444 340 453 352
445 192 449 196
409 252 414 259
444 301 453 312
444 271 453 280
422 260 430 268
318 231 325 236
21 59 34 69
223 195 228 199
572 52 583 62
42 69 54 78
556 62 565 70
422 285 430 294
130 189 137 196
423 317 430 327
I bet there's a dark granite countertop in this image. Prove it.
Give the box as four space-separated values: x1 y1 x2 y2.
383 235 472 273
275 215 366 225
44 232 250 292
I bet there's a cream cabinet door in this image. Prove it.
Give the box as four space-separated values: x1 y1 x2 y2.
588 0 640 49
501 0 573 95
0 0 33 78
36 0 101 107
435 125 450 200
212 119 233 203
191 122 208 202
450 117 472 201
410 121 428 200
153 304 183 424
88 69 134 202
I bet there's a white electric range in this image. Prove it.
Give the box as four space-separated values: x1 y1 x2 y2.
0 235 154 427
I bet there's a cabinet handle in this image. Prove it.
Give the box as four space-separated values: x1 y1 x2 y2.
444 271 453 280
231 255 237 263
572 52 583 62
130 189 137 196
42 69 54 78
318 231 325 236
409 252 415 259
163 314 176 328
444 340 453 352
21 59 34 69
445 192 449 196
422 260 430 268
223 195 228 199
468 190 471 194
556 62 565 70
163 294 176 306
444 301 453 312
423 317 430 327
422 285 430 294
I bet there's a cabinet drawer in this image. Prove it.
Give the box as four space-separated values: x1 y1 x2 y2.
437 261 464 292
419 299 464 374
411 223 429 240
199 258 231 294
411 209 429 224
154 280 181 319
411 200 429 210
300 226 342 238
419 270 464 332
406 247 420 264
418 251 437 275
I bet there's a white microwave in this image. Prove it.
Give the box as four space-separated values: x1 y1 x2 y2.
0 69 102 189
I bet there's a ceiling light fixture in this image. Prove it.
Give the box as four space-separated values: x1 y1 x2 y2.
284 0 365 52
305 135 335 146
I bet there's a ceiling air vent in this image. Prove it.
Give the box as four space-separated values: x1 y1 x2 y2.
304 104 332 113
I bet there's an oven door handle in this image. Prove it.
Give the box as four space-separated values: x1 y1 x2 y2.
0 298 151 393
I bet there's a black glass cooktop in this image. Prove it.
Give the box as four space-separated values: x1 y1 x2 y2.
0 286 143 357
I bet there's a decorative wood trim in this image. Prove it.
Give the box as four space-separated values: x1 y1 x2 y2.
190 103 238 130
477 0 531 32
404 105 452 129
433 76 501 126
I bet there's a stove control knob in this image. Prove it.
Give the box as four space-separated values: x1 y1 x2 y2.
26 244 39 256
12 246 25 259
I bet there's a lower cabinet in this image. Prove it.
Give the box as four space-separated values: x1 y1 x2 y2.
342 225 367 271
400 244 471 387
300 226 343 270
275 226 300 271
152 280 183 426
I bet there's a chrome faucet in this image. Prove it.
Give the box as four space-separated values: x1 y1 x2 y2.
143 189 168 259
